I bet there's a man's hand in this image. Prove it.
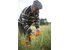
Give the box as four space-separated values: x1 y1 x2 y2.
36 28 40 32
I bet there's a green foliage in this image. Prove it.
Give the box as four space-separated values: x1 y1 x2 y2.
40 19 48 25
18 24 51 50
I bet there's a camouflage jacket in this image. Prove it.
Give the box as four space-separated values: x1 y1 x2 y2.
18 6 40 28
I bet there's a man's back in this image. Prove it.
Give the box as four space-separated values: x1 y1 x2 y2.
18 6 39 24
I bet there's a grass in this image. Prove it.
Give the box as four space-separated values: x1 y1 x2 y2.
18 24 51 50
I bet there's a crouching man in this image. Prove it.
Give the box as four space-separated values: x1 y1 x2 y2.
18 0 43 42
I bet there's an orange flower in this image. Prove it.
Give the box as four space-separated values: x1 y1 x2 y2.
30 34 34 40
36 31 40 36
20 41 24 46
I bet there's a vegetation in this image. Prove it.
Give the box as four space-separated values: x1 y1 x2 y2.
18 24 51 50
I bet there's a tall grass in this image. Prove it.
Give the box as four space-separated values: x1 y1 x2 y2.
18 24 51 50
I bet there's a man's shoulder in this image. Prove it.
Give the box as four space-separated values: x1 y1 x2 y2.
22 6 31 13
24 6 31 10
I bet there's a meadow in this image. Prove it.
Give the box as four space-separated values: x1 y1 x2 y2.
18 24 51 50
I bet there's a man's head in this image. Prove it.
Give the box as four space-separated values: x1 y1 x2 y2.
31 0 43 12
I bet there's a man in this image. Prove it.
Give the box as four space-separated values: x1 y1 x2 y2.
18 0 43 41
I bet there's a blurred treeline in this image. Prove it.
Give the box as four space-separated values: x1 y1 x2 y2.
40 18 51 25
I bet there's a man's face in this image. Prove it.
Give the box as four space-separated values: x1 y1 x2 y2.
32 5 38 12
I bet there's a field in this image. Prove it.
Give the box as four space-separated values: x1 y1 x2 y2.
18 24 51 50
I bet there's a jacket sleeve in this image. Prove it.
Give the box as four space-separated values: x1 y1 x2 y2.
35 12 40 29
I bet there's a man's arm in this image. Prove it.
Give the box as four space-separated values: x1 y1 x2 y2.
35 16 40 36
35 17 40 29
34 11 40 29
